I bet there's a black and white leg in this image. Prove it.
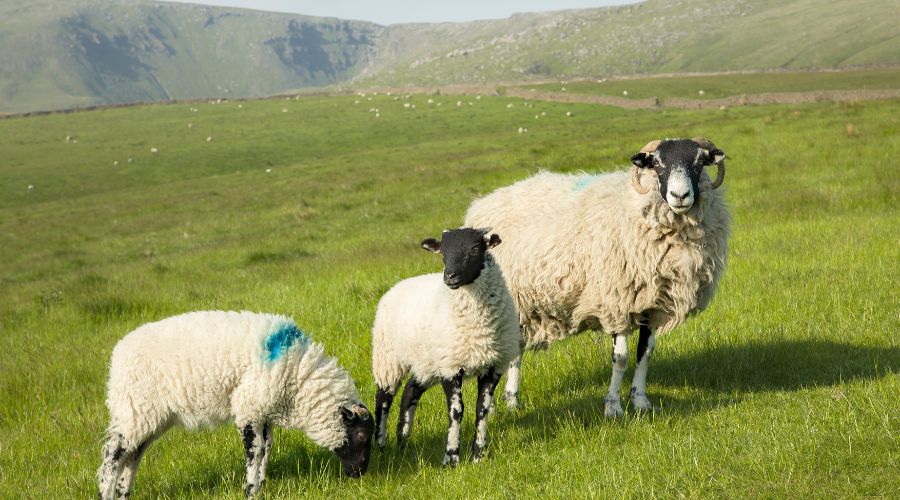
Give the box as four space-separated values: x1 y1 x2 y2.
114 431 162 499
374 385 396 448
630 324 657 412
604 333 629 418
98 432 131 500
256 423 273 493
472 366 502 462
503 349 523 409
240 421 269 498
396 378 429 445
441 370 465 466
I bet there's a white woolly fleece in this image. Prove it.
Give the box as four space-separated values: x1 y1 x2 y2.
372 256 521 389
465 169 729 347
105 311 362 451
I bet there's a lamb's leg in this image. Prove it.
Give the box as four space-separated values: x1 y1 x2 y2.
240 422 267 498
472 367 502 462
114 431 162 499
396 378 429 445
374 385 397 448
441 370 465 466
604 333 629 418
630 325 658 412
97 433 132 500
503 340 525 409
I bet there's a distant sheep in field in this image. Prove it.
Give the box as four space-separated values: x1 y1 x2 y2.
465 138 729 416
97 311 374 499
372 228 520 466
149 147 158 154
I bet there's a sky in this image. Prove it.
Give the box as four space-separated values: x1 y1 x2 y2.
162 0 640 25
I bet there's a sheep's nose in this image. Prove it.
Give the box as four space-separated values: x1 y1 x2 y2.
669 189 690 201
446 272 458 280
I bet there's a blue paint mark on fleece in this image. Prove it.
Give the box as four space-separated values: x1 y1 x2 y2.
264 322 308 362
574 175 599 192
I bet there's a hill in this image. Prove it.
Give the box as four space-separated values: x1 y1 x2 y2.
1 0 898 112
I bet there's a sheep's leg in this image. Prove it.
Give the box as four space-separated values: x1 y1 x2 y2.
630 325 658 412
472 367 502 462
503 339 525 409
114 431 162 499
604 333 629 418
374 385 397 448
240 421 267 498
396 378 429 445
441 370 465 466
256 422 273 494
98 433 132 500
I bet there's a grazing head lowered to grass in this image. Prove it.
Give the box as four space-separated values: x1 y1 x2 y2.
97 311 373 499
464 138 730 415
371 228 520 466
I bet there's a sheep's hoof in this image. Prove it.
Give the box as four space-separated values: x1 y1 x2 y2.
504 391 519 410
442 452 460 467
630 392 659 413
604 395 624 418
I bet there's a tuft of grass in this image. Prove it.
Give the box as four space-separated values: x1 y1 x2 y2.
0 74 897 498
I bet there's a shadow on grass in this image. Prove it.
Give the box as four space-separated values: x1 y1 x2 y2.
512 339 898 432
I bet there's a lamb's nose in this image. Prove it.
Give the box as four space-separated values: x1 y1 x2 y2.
669 189 690 201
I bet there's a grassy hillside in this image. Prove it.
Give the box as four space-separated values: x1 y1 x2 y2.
2 0 899 113
0 80 898 497
0 0 379 113
359 0 900 86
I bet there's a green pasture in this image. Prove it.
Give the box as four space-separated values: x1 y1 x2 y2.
0 83 897 497
522 67 900 101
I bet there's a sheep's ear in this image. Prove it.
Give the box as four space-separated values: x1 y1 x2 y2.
631 152 653 169
486 233 502 248
339 405 356 422
421 238 442 253
704 148 726 165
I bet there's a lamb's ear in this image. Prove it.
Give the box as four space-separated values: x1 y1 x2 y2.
421 238 441 253
486 233 502 248
339 405 356 422
631 152 653 169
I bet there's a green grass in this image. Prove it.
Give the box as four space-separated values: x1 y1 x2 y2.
0 82 898 497
524 67 900 100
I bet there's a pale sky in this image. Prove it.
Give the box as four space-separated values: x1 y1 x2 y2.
162 0 640 25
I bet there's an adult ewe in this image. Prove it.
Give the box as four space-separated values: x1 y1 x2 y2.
371 228 520 465
97 311 373 499
465 138 729 416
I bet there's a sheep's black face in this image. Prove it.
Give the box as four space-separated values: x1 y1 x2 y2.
631 139 725 214
334 404 374 478
421 228 501 289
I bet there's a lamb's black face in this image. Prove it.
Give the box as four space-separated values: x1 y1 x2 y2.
631 139 725 214
421 228 501 289
333 404 374 478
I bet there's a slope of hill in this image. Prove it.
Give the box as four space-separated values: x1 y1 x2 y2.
1 0 898 112
357 0 900 86
0 0 379 113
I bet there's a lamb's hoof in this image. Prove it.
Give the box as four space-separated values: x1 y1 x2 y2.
604 395 624 418
630 392 659 413
442 452 460 467
504 391 519 410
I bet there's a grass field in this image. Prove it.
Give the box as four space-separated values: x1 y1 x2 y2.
0 79 898 497
522 67 900 101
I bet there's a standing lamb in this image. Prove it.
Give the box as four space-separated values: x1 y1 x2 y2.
465 138 729 416
97 311 374 500
371 228 520 466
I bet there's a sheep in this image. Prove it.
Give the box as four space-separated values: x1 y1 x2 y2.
97 310 374 499
464 138 729 416
371 228 520 466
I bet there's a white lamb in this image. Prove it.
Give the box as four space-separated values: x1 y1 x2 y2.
371 228 520 466
97 310 374 499
465 138 729 417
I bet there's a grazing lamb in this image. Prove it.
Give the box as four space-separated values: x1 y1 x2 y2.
97 311 374 500
371 228 520 466
465 138 729 416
